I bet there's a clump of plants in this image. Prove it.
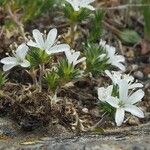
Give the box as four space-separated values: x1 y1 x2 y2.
0 0 145 132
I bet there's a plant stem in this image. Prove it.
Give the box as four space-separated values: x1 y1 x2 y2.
31 68 38 86
70 22 77 47
39 64 45 92
7 5 27 41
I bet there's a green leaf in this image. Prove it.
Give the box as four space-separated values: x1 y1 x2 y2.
44 69 59 92
88 10 105 43
27 48 50 68
119 29 141 44
57 59 80 83
142 0 150 39
64 3 91 23
84 43 110 76
0 71 7 89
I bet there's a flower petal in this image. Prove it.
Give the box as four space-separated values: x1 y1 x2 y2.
3 64 17 71
46 44 70 55
1 57 17 65
20 60 30 68
105 96 119 108
32 29 45 49
45 28 57 50
124 105 144 118
118 79 128 101
112 62 126 71
128 89 144 104
128 83 143 89
27 40 39 48
115 108 125 126
74 57 86 66
83 5 95 10
115 55 125 62
16 43 29 59
98 85 113 102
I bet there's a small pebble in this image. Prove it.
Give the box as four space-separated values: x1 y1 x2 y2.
131 64 138 71
134 71 144 79
82 108 89 114
128 116 140 126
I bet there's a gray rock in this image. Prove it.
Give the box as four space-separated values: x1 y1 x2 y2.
0 117 150 150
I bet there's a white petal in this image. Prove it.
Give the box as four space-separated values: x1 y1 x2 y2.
115 55 125 62
105 96 119 108
128 83 143 89
66 0 79 11
16 43 29 59
124 105 144 118
128 89 144 104
71 52 80 64
45 28 57 50
1 57 17 65
20 60 30 68
98 85 113 102
27 40 39 48
115 108 125 126
46 44 70 55
82 0 95 4
119 79 128 101
105 70 114 83
3 64 17 71
83 5 95 10
113 62 126 71
107 47 116 57
98 87 107 102
74 57 86 66
32 29 45 49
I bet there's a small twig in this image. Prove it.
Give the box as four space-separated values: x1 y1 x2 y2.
7 5 27 41
39 64 45 92
0 27 4 37
88 112 108 131
102 20 121 35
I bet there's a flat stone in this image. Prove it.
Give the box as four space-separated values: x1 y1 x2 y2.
0 117 150 150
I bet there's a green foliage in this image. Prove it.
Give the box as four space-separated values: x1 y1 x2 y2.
99 102 116 116
88 10 104 43
118 29 141 44
27 48 50 68
0 71 7 89
44 69 59 92
2 0 54 23
57 59 80 83
142 0 150 39
84 43 109 76
64 3 91 23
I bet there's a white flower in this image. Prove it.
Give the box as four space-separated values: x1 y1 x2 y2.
1 44 30 71
27 28 70 55
66 0 95 11
106 79 144 126
97 85 113 102
99 39 125 71
65 49 86 66
105 70 143 89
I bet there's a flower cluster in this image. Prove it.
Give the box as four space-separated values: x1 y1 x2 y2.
1 28 69 71
0 0 145 127
65 0 95 11
99 40 125 71
98 70 144 126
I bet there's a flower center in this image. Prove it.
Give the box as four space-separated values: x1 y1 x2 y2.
118 101 125 107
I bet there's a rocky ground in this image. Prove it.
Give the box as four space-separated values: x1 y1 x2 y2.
0 115 150 150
